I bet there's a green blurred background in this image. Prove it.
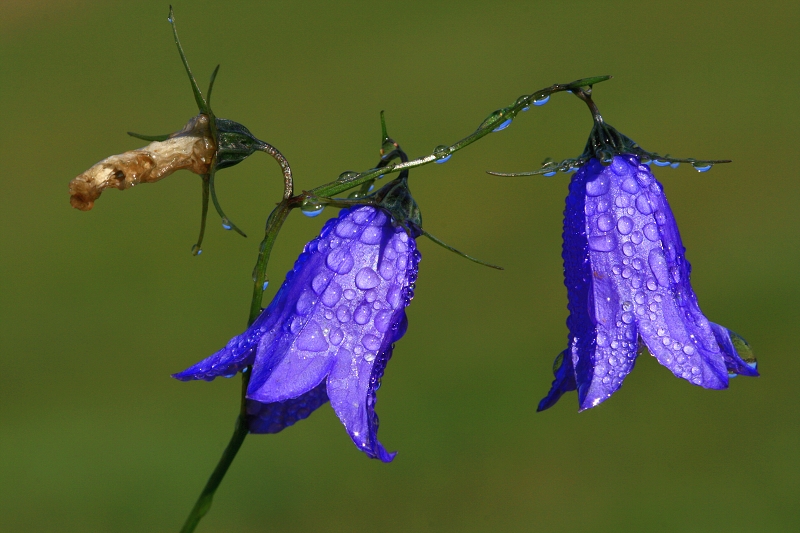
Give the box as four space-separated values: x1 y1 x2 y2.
1 1 798 531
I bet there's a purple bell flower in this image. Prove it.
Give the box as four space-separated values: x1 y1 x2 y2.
174 204 420 462
539 155 758 411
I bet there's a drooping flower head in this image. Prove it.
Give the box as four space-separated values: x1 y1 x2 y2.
504 86 758 411
174 175 422 462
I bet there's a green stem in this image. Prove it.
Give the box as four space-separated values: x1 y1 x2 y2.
309 76 611 199
179 369 252 533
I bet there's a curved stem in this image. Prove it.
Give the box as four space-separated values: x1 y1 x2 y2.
256 143 294 200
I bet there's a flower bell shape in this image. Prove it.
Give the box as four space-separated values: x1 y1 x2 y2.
539 155 758 411
174 203 420 462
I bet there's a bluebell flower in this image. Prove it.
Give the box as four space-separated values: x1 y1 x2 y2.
174 202 420 462
539 155 758 411
515 87 760 411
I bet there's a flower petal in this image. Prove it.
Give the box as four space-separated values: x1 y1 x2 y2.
627 163 728 389
246 381 329 434
325 226 419 462
579 158 641 409
538 350 576 412
709 322 759 377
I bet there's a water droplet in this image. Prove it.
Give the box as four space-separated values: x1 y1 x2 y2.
612 265 622 275
543 171 557 177
433 145 452 163
262 281 269 291
361 334 381 351
670 162 680 169
297 321 328 352
330 328 344 346
597 331 610 347
533 94 550 106
191 244 202 256
643 223 660 242
588 234 617 252
334 220 360 239
693 162 712 172
597 199 611 213
596 214 614 232
493 118 512 132
364 353 376 362
622 242 635 257
326 248 355 274
355 267 380 290
622 312 634 324
611 157 629 176
617 216 634 235
336 306 350 323
337 171 359 181
301 203 325 217
648 249 670 287
646 278 657 291
635 194 653 215
374 310 393 333
354 304 372 325
653 159 670 167
321 282 343 307
586 174 610 196
621 177 639 194
221 218 232 230
344 289 356 300
654 210 667 225
631 230 644 245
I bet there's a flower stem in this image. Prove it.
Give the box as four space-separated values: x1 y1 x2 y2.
179 366 253 533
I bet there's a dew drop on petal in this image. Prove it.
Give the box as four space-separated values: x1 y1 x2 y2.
617 216 634 235
635 194 653 215
336 306 351 323
643 223 660 242
654 210 667 225
296 321 329 352
326 248 355 274
588 234 617 252
621 177 639 193
622 242 635 257
360 226 383 245
329 328 344 346
597 214 614 232
631 230 643 245
355 267 381 290
354 304 372 325
648 249 671 287
361 334 382 351
321 282 343 307
586 174 610 196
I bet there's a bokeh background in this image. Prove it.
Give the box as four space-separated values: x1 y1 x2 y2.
2 1 798 531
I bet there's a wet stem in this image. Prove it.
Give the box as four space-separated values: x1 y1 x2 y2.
178 205 291 532
178 378 250 533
